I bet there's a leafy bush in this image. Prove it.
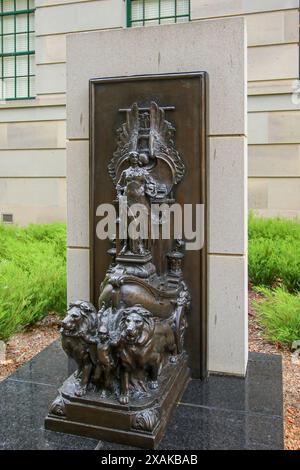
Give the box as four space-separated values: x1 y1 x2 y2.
249 213 300 346
253 287 300 345
0 223 66 341
248 213 300 291
249 211 300 242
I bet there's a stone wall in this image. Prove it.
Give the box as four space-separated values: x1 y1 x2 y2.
0 0 298 224
192 0 300 218
0 0 126 224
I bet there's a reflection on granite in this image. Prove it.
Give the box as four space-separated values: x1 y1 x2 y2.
0 340 284 450
7 340 69 387
181 353 283 417
96 441 140 451
159 404 283 450
43 430 99 450
0 379 98 450
98 403 283 451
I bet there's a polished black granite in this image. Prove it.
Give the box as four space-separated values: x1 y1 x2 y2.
7 340 68 387
0 340 284 450
0 380 98 450
96 404 283 451
160 404 283 450
180 353 283 417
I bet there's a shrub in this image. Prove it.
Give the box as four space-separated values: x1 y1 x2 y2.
248 213 300 291
249 211 300 242
0 223 66 341
253 287 300 346
248 238 300 292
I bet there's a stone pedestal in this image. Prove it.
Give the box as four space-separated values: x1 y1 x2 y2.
45 356 189 449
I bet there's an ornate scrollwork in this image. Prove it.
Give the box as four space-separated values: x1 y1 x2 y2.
49 395 66 417
148 102 185 185
108 101 185 193
132 408 160 433
108 103 140 184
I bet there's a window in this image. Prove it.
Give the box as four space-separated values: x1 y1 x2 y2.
2 213 13 223
127 0 190 27
0 0 35 100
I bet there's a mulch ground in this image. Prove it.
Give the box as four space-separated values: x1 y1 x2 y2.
249 290 300 450
0 313 60 381
0 294 299 450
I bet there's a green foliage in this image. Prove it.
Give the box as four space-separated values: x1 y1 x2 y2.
253 287 300 346
249 211 300 242
248 212 300 292
2 214 300 346
249 213 300 347
0 223 66 341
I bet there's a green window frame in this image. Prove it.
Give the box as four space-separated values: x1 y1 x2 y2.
127 0 191 28
0 0 35 101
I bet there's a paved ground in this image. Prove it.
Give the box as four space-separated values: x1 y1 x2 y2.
0 340 284 450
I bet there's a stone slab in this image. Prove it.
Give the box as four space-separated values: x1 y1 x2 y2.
208 137 247 255
208 255 248 375
67 18 246 139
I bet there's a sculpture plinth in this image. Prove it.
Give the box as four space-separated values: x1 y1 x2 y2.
45 98 194 448
45 355 189 448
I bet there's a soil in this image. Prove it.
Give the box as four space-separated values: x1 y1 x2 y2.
0 313 60 381
249 290 300 451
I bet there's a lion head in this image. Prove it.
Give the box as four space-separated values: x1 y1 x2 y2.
118 305 155 345
61 300 98 337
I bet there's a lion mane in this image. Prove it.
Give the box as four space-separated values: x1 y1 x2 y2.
118 305 155 346
61 300 98 338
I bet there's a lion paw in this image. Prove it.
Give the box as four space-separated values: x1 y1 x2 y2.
75 385 87 397
148 380 158 390
100 390 108 399
119 394 129 404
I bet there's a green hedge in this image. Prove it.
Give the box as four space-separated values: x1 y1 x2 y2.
248 212 300 292
253 287 300 346
0 223 66 341
249 213 300 346
1 215 300 344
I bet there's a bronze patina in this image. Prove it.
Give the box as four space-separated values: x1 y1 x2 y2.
45 73 207 448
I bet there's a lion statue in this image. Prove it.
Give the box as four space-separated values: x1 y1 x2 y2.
61 300 98 396
116 305 176 404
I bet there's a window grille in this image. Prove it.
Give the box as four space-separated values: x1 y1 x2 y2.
2 213 13 223
127 0 190 28
0 0 35 100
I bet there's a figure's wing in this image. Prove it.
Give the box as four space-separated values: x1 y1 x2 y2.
108 103 139 183
149 102 185 184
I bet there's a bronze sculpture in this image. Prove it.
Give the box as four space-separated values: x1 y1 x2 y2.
116 150 156 256
46 100 192 448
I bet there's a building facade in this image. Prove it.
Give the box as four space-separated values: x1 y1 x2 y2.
0 0 299 224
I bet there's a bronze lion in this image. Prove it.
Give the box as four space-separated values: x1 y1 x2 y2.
61 300 98 396
117 305 176 404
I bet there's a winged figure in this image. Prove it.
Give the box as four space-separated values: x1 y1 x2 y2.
108 101 185 189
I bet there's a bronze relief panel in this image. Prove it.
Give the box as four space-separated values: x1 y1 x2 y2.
45 72 207 448
90 73 207 378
